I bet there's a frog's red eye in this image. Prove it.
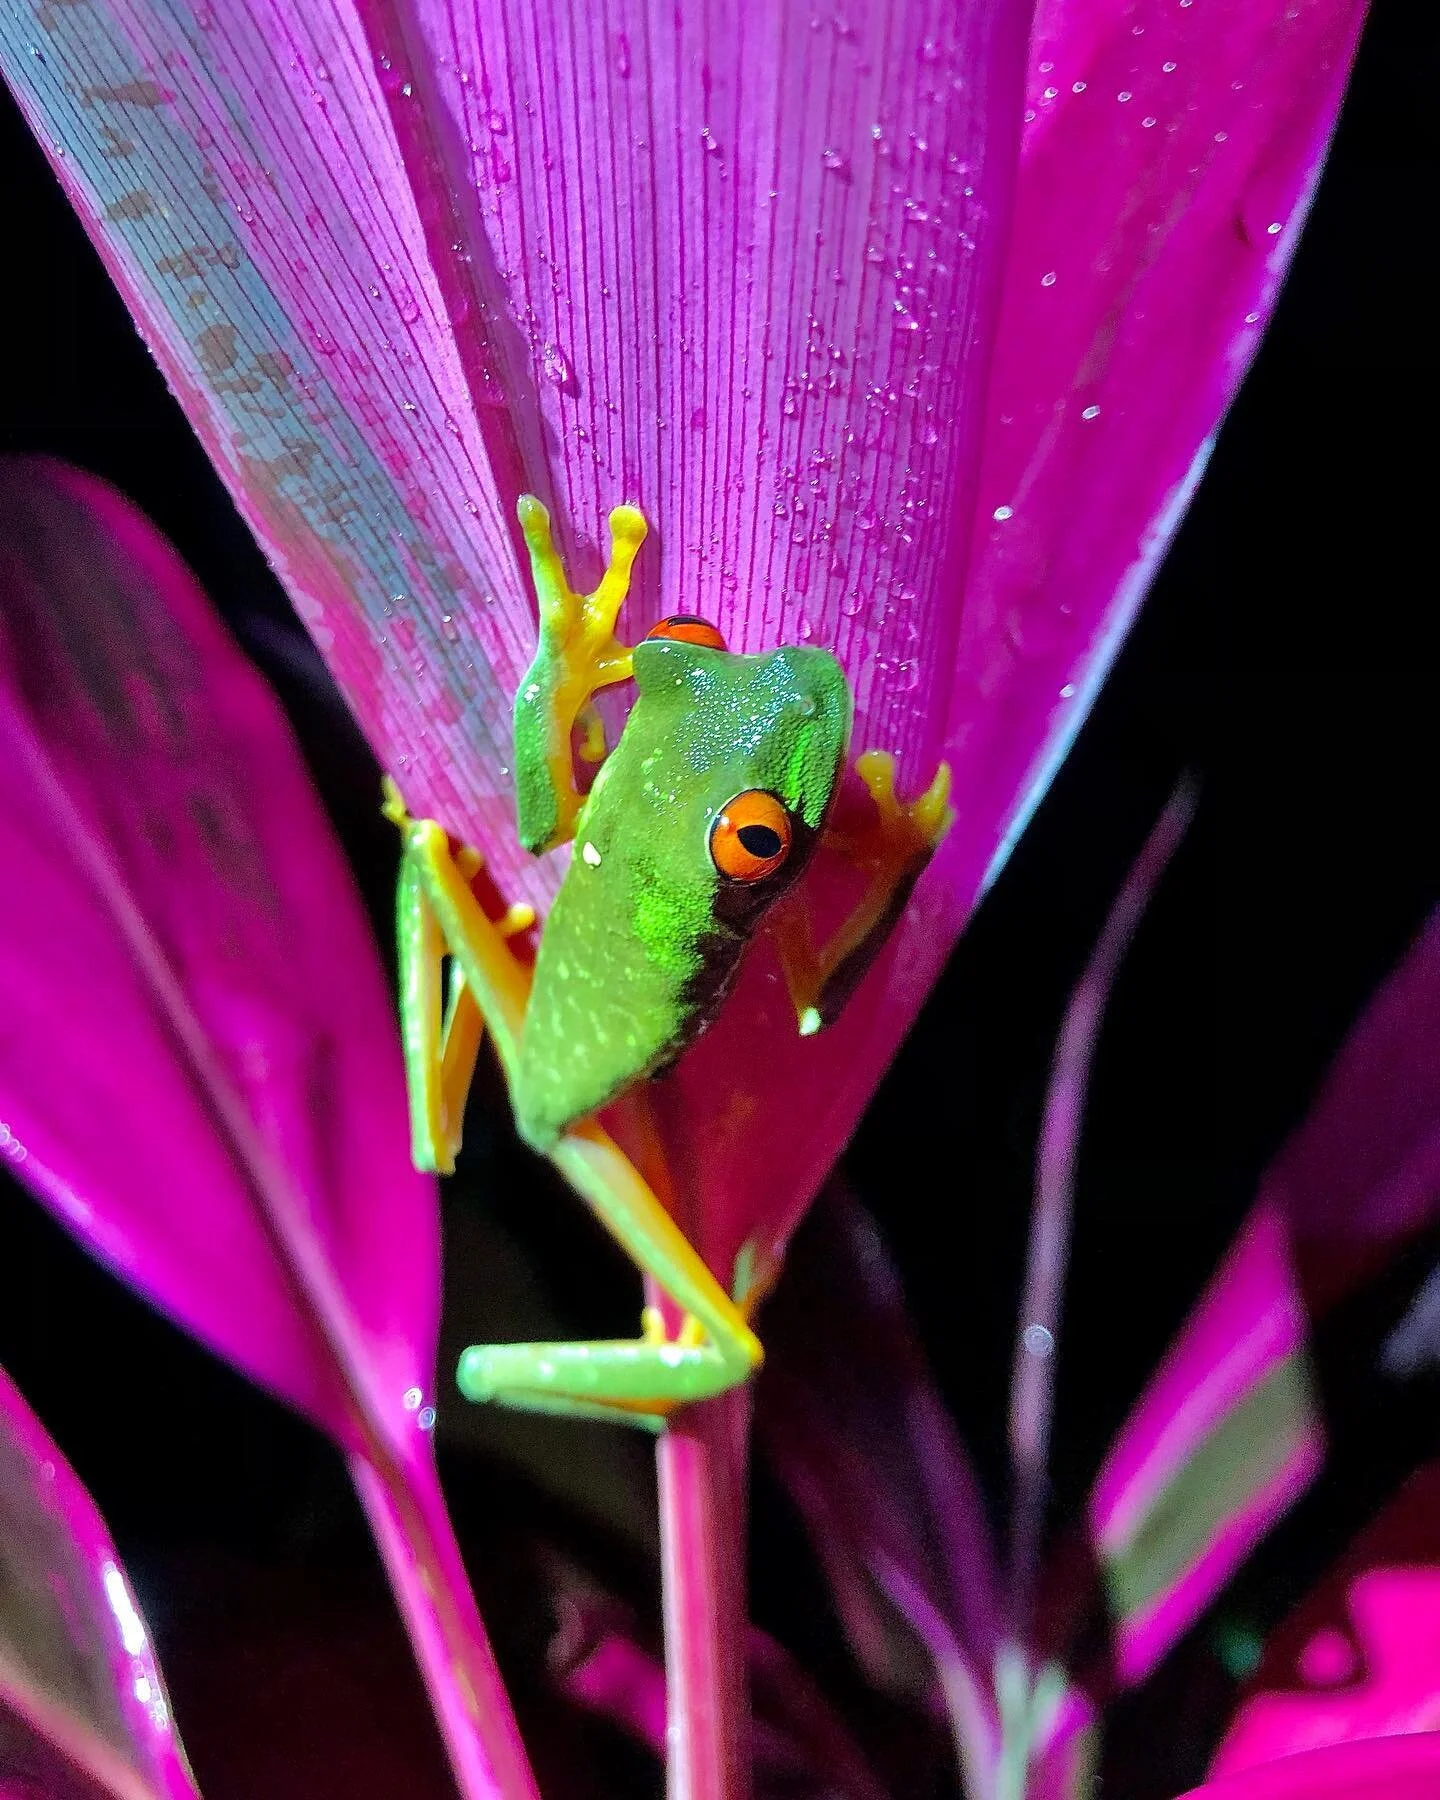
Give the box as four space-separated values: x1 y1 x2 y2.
709 790 792 882
645 614 727 651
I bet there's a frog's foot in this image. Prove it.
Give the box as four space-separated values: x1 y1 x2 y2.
386 778 535 1174
776 750 954 1034
456 1303 756 1432
513 496 648 854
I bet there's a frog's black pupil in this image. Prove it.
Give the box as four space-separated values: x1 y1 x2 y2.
737 823 783 860
664 613 709 628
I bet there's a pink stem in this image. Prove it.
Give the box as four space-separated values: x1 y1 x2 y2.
349 1446 543 1800
657 1390 752 1800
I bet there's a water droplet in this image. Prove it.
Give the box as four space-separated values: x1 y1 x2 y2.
418 1406 437 1431
1042 85 1059 101
1040 270 1057 287
305 320 338 355
993 504 1014 521
1072 79 1086 93
1081 404 1100 420
1162 60 1178 72
1023 1324 1054 1357
1266 219 1283 235
541 342 573 388
821 146 851 178
1060 683 1076 698
487 108 507 134
699 125 721 156
403 1387 423 1411
1117 89 1133 102
1142 115 1157 128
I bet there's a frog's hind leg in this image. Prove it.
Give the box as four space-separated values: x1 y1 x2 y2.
458 1120 763 1430
776 750 954 1035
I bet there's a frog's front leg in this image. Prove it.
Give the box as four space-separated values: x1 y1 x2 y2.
775 750 954 1034
513 495 646 854
386 779 534 1175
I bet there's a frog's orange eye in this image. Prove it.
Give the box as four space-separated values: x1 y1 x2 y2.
645 614 727 651
709 790 792 882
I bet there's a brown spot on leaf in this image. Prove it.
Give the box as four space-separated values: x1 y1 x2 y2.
99 125 135 158
104 190 156 221
82 78 167 109
254 350 295 389
37 0 86 29
157 248 208 279
267 444 321 483
194 322 240 375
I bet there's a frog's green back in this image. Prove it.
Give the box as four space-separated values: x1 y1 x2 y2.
513 637 850 1150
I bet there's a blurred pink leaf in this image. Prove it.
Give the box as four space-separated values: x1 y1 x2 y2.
556 1596 893 1800
0 0 1364 1278
1211 1463 1440 1777
1176 1734 1440 1800
1089 1202 1323 1687
1261 907 1440 1315
757 1189 1004 1787
0 1360 196 1800
0 461 535 1800
0 458 432 1447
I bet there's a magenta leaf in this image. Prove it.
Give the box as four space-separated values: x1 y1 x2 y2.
757 1188 1004 1785
1210 1462 1440 1777
0 457 433 1449
0 461 536 1800
0 1360 197 1800
1175 1734 1440 1800
1089 1203 1323 1687
1259 906 1440 1315
0 0 1364 1280
555 1589 892 1800
1089 904 1440 1692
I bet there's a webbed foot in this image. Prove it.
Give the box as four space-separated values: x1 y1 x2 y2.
778 751 954 1034
513 496 648 853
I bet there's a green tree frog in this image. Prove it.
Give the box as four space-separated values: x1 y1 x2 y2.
385 497 950 1429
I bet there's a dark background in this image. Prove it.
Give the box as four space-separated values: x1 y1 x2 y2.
1 1 1437 1794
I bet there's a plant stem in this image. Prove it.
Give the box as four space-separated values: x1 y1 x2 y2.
350 1445 543 1800
657 1389 751 1800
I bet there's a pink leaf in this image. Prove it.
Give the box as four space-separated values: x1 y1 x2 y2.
556 1596 893 1800
0 461 536 1800
1260 907 1440 1314
1175 1734 1440 1800
1211 1463 1440 1776
1089 1202 1323 1686
758 1190 1004 1782
0 0 1365 1273
0 1360 197 1800
1089 901 1440 1690
0 456 431 1450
